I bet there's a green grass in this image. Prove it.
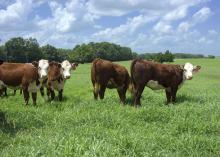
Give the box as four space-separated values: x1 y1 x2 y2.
1 58 220 157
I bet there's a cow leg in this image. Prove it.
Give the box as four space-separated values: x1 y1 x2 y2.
99 84 106 100
58 89 63 101
40 87 44 96
32 92 37 106
93 83 99 100
46 88 51 100
117 87 127 104
23 89 29 105
22 83 29 105
0 89 3 96
50 89 55 101
4 87 7 97
134 84 145 107
165 89 171 104
171 87 178 103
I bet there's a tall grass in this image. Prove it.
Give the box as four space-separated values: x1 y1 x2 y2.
0 59 220 156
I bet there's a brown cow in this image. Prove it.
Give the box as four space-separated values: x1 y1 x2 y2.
41 60 77 101
0 61 40 105
91 58 131 104
130 59 201 107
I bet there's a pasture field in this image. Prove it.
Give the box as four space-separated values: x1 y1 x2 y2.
0 59 220 157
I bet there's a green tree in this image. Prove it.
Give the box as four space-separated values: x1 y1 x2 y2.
5 37 26 62
41 44 59 61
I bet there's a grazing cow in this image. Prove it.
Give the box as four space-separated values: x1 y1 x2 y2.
91 58 131 104
130 59 201 106
0 59 49 105
44 60 77 101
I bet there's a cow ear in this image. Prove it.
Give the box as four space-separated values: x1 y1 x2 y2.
193 65 201 73
71 63 77 70
32 61 38 67
0 60 3 65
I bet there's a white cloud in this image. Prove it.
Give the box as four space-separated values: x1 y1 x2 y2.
178 7 212 32
153 21 173 34
0 0 218 55
93 14 158 41
0 0 33 29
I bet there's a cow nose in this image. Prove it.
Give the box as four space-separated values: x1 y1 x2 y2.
41 74 47 79
66 76 71 79
188 76 193 80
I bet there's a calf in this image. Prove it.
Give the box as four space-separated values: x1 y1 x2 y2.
130 59 201 106
91 58 131 104
0 59 49 105
45 60 77 101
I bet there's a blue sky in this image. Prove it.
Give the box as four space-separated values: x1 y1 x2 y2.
0 0 219 55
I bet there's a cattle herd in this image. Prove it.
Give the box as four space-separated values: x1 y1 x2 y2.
0 58 201 107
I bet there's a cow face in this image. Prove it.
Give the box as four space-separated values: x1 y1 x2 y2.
38 59 49 79
183 63 201 80
61 60 72 79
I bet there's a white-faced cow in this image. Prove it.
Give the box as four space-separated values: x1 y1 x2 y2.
45 60 78 101
130 59 201 107
0 59 49 105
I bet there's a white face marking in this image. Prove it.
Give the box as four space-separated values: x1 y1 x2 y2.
183 63 194 80
38 59 49 79
147 80 165 90
61 60 72 79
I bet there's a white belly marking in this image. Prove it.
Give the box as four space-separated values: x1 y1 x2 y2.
146 80 165 90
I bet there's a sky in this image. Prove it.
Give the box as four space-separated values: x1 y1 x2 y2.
0 0 219 55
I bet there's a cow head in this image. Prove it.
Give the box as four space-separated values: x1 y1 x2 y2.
183 63 201 80
71 63 78 70
48 61 62 81
61 60 73 79
38 59 49 79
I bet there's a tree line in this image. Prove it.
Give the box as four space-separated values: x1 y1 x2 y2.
0 37 214 63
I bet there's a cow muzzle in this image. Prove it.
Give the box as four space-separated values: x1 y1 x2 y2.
187 76 193 80
65 76 71 79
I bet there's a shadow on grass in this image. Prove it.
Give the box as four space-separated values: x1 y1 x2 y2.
174 94 205 105
0 111 21 136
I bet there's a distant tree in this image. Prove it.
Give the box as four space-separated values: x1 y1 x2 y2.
69 42 133 63
0 45 6 60
5 37 26 62
163 50 174 62
208 55 215 59
41 44 59 61
25 38 42 62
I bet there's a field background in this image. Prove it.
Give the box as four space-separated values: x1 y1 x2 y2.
0 59 220 156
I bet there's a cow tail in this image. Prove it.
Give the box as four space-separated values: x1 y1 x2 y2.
91 58 100 93
129 59 139 93
130 59 139 88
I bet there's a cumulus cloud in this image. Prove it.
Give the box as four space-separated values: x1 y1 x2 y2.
178 7 213 32
0 0 218 54
0 0 33 29
93 14 158 40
